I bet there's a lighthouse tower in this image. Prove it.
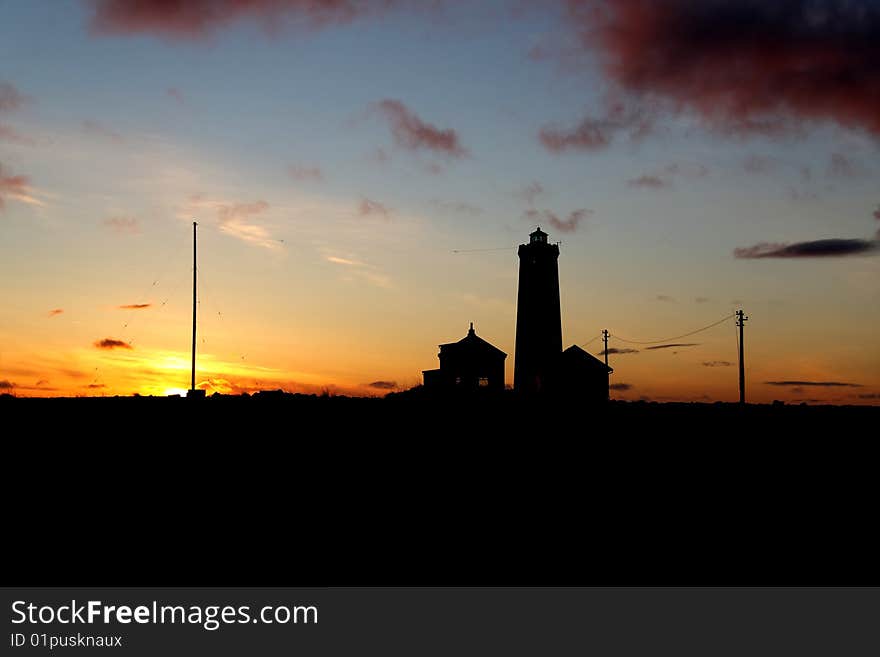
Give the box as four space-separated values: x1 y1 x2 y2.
513 227 562 393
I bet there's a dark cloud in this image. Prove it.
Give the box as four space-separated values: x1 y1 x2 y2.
94 337 132 350
764 380 862 387
0 380 14 389
598 347 639 355
377 99 467 158
89 0 403 39
628 174 668 189
82 119 123 143
609 382 632 391
47 308 64 317
694 297 709 304
118 303 151 310
0 163 31 211
539 96 654 152
857 393 880 399
644 343 699 350
734 238 878 258
103 216 140 234
166 87 184 104
358 197 391 219
702 360 733 367
366 381 397 390
655 295 675 302
561 0 880 137
874 205 880 221
288 165 324 182
86 383 107 389
525 208 591 233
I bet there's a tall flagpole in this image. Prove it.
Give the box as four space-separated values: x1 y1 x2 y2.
191 221 197 393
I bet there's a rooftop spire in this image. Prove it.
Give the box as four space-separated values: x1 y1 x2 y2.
468 322 475 335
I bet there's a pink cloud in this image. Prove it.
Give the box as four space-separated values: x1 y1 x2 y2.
558 0 880 138
0 163 32 211
89 0 403 39
358 197 391 219
377 99 467 158
525 208 591 233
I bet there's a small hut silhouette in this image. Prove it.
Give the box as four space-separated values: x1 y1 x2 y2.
422 323 506 392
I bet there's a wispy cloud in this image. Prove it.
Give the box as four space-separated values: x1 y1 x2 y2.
0 163 41 210
610 382 632 391
47 308 64 317
427 199 482 216
702 361 733 367
183 196 281 250
358 197 391 219
644 343 699 351
516 181 545 205
288 165 324 182
0 81 26 112
540 96 654 153
118 303 151 310
656 295 675 302
0 124 35 145
377 99 467 158
525 208 590 233
88 0 400 40
324 252 392 289
94 337 132 350
765 380 862 388
103 216 140 234
166 87 185 104
82 119 123 143
628 174 668 189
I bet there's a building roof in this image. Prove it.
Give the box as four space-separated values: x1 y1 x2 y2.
561 344 613 373
440 323 507 357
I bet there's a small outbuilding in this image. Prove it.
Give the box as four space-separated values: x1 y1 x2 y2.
423 324 506 392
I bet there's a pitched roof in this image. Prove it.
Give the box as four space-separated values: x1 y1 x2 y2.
561 344 613 373
440 325 507 357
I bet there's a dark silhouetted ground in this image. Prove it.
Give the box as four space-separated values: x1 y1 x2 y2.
4 391 877 586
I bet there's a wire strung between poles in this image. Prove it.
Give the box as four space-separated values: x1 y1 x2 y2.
611 314 735 345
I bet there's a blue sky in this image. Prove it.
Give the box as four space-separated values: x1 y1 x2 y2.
1 0 878 402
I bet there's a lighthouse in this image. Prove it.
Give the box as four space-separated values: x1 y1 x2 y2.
513 227 563 393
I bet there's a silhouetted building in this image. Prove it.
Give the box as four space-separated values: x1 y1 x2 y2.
514 227 562 393
547 345 612 402
423 323 506 392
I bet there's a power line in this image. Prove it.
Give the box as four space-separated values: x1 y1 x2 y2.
452 247 516 254
611 314 735 345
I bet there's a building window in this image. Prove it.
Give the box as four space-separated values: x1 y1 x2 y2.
478 377 489 387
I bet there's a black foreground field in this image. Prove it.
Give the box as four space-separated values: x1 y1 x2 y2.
4 392 878 586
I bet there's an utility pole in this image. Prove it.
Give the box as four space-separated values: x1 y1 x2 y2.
602 329 609 368
191 221 197 393
736 309 748 404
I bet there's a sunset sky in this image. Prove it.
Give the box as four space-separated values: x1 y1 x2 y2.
1 0 878 404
